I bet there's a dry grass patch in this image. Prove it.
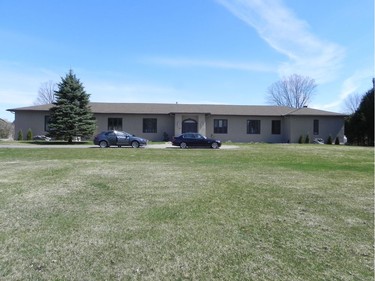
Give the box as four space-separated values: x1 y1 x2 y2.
0 145 373 280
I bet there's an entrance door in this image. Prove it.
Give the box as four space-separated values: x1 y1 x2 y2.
182 119 198 133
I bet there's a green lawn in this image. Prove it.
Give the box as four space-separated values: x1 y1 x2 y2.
0 144 373 280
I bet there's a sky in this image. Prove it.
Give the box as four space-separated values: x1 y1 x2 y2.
0 0 373 121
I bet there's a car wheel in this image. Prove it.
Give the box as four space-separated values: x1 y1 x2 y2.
131 141 140 148
180 142 187 149
211 142 219 149
99 140 108 148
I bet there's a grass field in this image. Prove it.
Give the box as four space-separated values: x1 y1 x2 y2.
0 144 373 280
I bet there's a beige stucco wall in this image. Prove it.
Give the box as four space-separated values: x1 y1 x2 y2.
13 111 49 139
287 116 345 143
12 110 345 143
95 113 175 141
205 115 287 143
173 114 286 142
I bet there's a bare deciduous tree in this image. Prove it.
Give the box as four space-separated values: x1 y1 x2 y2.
34 80 56 105
0 118 13 139
266 74 317 108
344 93 361 114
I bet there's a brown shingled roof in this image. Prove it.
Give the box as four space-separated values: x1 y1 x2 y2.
7 102 345 116
286 107 347 116
89 102 294 116
7 104 53 112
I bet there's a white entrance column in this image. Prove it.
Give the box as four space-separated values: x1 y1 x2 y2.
174 114 182 136
198 114 207 135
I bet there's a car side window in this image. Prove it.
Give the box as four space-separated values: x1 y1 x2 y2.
106 132 116 137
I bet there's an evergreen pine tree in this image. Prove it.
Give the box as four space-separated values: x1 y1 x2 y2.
48 70 96 142
26 128 33 140
305 134 310 144
346 87 374 146
17 130 23 141
327 135 333 144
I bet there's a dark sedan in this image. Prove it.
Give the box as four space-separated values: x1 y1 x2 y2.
172 133 221 149
94 130 148 148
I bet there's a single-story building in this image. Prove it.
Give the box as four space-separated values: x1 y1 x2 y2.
7 102 346 143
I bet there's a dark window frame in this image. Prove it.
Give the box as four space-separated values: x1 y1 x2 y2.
271 120 281 135
44 115 50 131
247 120 261 134
214 119 228 134
143 118 157 133
108 118 123 131
313 119 319 135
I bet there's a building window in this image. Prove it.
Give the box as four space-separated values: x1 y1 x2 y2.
247 120 261 134
108 118 122 130
214 119 228 134
44 116 50 131
272 120 281 134
143 118 157 133
313 119 319 135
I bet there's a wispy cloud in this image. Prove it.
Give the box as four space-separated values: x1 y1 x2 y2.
216 0 345 83
338 70 372 100
314 68 373 112
0 63 64 120
0 64 57 105
144 57 275 73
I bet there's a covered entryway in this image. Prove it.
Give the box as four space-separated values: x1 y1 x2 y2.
182 119 198 133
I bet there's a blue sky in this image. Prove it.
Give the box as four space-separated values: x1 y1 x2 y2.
0 0 373 121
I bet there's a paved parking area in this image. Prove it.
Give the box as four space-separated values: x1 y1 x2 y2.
146 143 239 149
0 142 239 149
